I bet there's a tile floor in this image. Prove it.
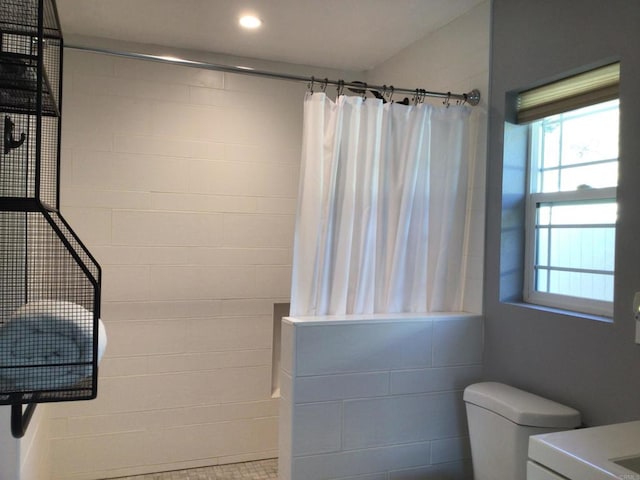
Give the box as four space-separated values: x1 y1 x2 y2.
112 459 278 480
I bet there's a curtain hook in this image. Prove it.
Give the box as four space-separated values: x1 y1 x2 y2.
321 78 329 93
389 85 395 103
444 92 451 108
380 85 389 104
337 80 345 97
361 82 368 100
308 76 315 94
413 89 420 106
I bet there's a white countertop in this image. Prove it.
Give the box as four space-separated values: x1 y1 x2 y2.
529 420 640 480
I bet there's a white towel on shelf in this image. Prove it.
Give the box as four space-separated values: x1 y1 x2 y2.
0 300 107 390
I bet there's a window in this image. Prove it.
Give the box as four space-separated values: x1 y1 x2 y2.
519 64 620 316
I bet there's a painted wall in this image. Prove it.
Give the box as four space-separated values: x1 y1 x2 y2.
42 46 349 480
366 1 490 314
484 0 640 425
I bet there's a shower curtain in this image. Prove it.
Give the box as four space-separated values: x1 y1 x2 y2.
290 92 472 316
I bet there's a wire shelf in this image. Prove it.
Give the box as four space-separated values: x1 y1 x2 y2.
0 52 59 116
0 0 62 39
0 0 102 410
0 208 101 404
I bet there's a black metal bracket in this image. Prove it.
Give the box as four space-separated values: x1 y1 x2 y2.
11 402 37 439
4 115 26 155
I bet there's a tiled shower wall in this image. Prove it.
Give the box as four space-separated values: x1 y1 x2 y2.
47 48 311 480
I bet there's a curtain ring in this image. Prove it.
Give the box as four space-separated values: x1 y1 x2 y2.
380 85 389 104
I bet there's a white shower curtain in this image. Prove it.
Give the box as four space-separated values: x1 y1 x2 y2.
290 92 471 316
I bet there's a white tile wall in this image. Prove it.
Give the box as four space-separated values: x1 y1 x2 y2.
293 442 432 480
433 316 484 367
295 323 433 376
292 402 342 455
294 372 389 403
280 314 483 480
20 405 51 480
47 48 315 479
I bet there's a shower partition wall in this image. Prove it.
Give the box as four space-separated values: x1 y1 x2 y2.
279 313 483 480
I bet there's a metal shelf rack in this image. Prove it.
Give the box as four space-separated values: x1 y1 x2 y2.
0 0 102 437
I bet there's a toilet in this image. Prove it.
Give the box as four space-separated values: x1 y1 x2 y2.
464 382 581 480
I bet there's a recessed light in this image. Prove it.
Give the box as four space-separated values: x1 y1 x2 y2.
239 14 262 29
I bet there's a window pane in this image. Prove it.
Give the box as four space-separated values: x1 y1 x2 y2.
536 227 549 266
531 99 619 194
542 121 560 168
547 227 615 270
545 270 613 302
542 201 617 225
537 205 551 225
533 199 616 303
536 268 548 292
559 161 618 191
541 168 559 193
560 103 619 166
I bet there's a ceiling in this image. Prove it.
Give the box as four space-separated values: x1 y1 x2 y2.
56 0 485 71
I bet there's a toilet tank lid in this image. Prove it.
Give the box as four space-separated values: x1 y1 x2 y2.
464 382 581 428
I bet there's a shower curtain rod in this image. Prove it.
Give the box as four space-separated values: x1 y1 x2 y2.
66 44 481 106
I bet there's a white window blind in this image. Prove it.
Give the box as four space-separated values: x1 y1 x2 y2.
517 63 620 124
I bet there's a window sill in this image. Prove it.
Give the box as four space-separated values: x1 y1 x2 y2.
503 301 613 324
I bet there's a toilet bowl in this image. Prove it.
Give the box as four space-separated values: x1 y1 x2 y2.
464 382 580 480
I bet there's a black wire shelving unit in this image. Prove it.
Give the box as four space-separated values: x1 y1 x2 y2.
0 0 102 437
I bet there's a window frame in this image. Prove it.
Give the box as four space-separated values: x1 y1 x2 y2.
522 102 618 318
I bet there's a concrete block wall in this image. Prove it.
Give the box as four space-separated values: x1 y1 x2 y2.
279 314 484 480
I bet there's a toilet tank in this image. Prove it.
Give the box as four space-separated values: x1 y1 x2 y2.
464 382 580 480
